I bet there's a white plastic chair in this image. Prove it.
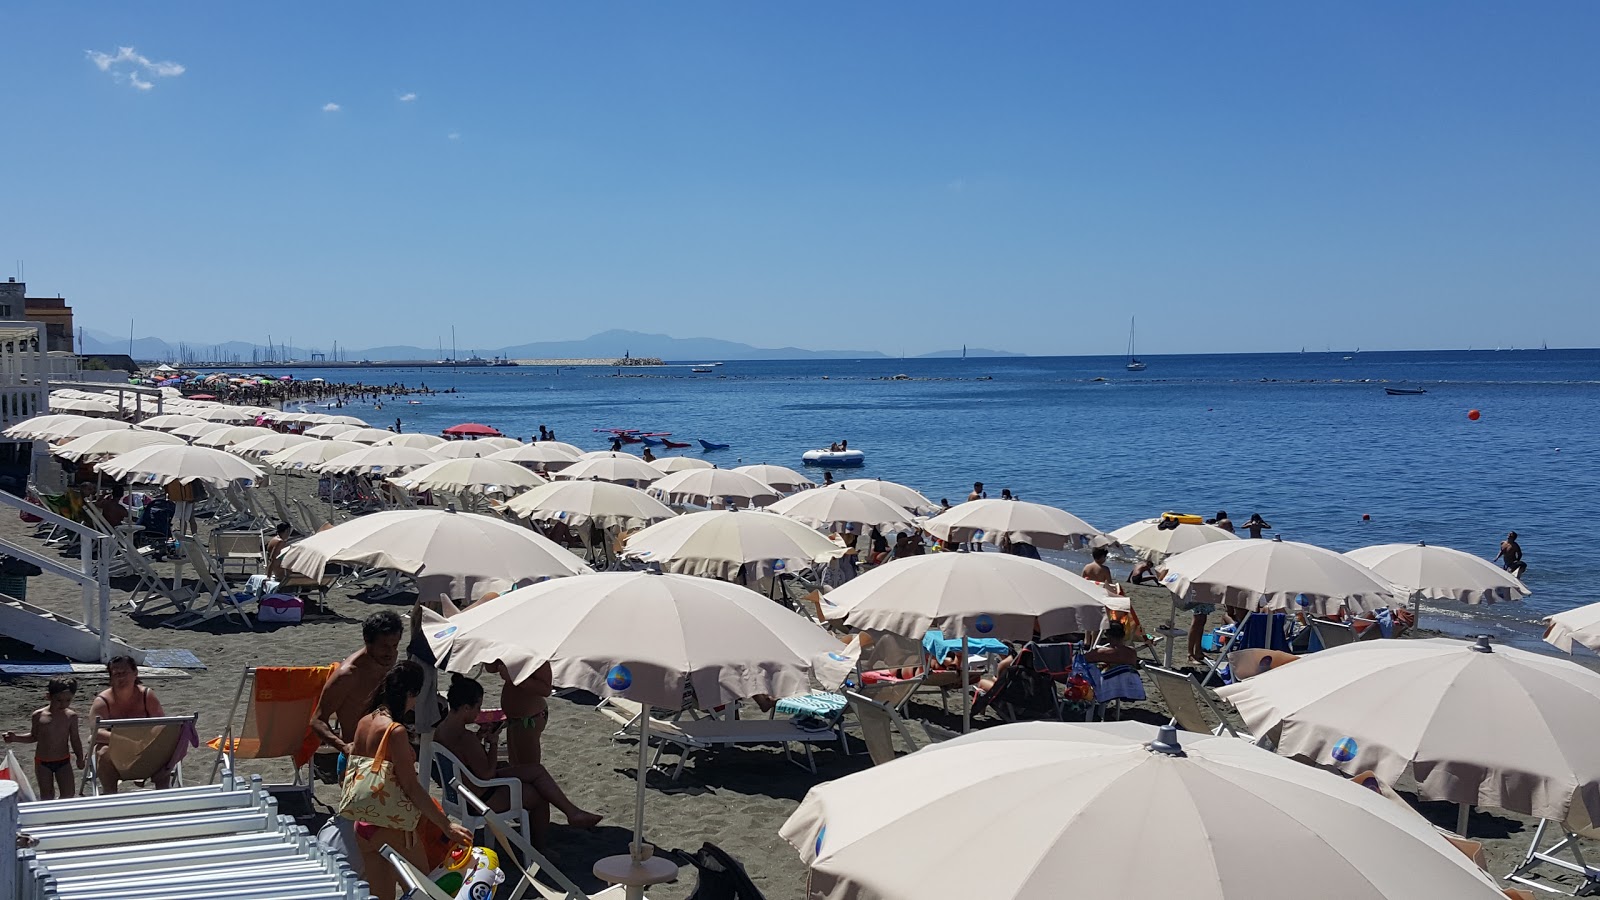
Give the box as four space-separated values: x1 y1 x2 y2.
428 743 530 845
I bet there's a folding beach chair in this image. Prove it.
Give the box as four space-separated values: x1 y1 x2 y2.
208 665 335 792
210 529 268 576
1506 819 1600 897
84 713 200 796
428 743 531 846
1224 648 1299 683
1147 666 1256 742
1309 618 1356 651
844 688 955 765
163 540 252 629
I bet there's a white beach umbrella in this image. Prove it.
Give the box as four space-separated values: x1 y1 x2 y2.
622 510 845 578
1218 636 1600 832
192 406 258 424
1109 517 1241 563
97 444 265 488
924 499 1105 551
54 429 183 462
319 414 369 427
304 423 361 440
50 397 120 415
1345 543 1529 605
473 437 522 451
428 571 850 883
1545 602 1600 655
280 508 589 604
780 722 1507 900
834 479 937 514
315 445 441 476
650 456 715 475
228 432 317 459
387 457 546 495
340 427 401 445
647 468 780 508
194 425 275 448
580 450 642 461
374 433 447 450
535 440 583 456
767 489 914 530
489 443 581 471
733 464 815 493
263 439 365 471
135 413 207 432
5 415 137 442
170 421 233 441
431 441 501 459
504 480 676 529
1160 539 1399 617
557 455 662 486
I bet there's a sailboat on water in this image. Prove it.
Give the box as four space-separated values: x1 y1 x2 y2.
1125 317 1146 371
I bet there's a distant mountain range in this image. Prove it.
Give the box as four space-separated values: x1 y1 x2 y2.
80 327 1023 362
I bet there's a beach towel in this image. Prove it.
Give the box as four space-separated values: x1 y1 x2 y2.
208 665 335 767
921 631 1009 663
0 748 37 801
1097 664 1146 703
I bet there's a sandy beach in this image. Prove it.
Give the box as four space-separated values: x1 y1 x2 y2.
0 470 1591 898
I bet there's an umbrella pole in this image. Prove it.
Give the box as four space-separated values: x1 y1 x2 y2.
962 635 972 733
1164 596 1178 669
632 711 651 862
1457 802 1470 838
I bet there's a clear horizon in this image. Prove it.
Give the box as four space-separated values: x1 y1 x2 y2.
3 3 1597 356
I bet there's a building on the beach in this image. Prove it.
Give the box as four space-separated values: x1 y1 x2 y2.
0 279 74 352
0 319 48 429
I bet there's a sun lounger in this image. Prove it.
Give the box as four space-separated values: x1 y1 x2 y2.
83 714 200 796
1147 666 1257 743
1506 818 1600 897
207 665 335 789
428 743 531 846
647 716 837 779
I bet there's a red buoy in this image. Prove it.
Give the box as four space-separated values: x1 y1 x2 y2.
1468 409 1481 421
1362 513 1371 521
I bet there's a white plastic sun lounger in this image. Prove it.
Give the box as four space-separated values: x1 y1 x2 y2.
647 717 836 778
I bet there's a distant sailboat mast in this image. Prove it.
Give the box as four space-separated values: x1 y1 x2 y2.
1125 318 1146 371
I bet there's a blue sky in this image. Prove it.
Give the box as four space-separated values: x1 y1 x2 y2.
2 3 1596 356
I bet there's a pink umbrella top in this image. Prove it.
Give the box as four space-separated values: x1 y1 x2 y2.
443 422 503 437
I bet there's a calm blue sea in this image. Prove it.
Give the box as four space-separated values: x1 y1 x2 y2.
262 349 1600 643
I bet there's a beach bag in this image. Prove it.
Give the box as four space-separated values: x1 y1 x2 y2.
337 724 421 830
18 497 42 524
258 594 304 624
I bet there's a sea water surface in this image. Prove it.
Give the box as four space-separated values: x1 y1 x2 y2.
267 349 1600 645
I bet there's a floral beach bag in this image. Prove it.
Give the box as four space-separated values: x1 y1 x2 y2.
337 723 421 830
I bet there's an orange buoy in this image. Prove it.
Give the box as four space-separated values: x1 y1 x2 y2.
1468 409 1481 421
1362 513 1371 521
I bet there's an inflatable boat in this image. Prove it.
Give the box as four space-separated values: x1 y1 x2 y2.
802 448 866 467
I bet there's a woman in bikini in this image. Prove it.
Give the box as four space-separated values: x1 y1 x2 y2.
89 656 168 794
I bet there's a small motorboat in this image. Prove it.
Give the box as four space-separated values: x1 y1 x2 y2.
802 448 866 467
661 439 690 449
699 440 730 451
1384 387 1428 396
691 367 714 374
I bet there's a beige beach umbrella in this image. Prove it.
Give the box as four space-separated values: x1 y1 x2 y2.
281 508 589 604
767 488 914 530
97 444 266 488
315 445 440 476
647 468 780 508
5 415 137 442
428 571 850 885
340 427 401 445
924 498 1105 551
734 463 815 492
536 440 583 456
304 423 361 440
1109 517 1241 563
192 406 258 424
194 425 275 448
134 413 207 432
557 455 662 486
54 429 183 462
650 456 715 475
834 478 936 514
387 457 546 495
488 443 581 471
1218 636 1600 832
1345 543 1528 605
228 432 317 459
473 437 522 451
504 480 676 529
50 397 120 415
319 414 369 426
1160 539 1399 617
374 433 447 450
1544 602 1600 655
263 439 365 471
170 421 233 441
431 441 500 459
580 449 642 461
780 721 1507 900
623 509 845 578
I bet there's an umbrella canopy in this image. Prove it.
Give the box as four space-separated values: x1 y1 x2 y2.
319 414 369 427
474 437 522 451
488 443 581 471
431 441 502 460
340 427 402 445
54 429 183 461
1345 543 1529 605
536 440 584 456
1109 517 1241 563
315 445 441 475
135 413 208 432
648 468 780 508
194 425 275 448
192 406 258 424
557 455 661 486
97 444 265 488
304 423 361 440
923 499 1105 551
623 510 845 578
263 439 365 470
780 721 1506 900
170 421 233 441
442 422 502 437
734 464 815 492
388 458 547 495
1544 601 1600 655
1218 636 1600 828
823 552 1116 639
49 397 120 415
1160 540 1400 616
280 508 589 603
228 432 317 459
580 450 642 461
374 433 447 450
767 489 915 529
834 479 937 514
504 480 676 529
6 415 138 441
650 456 715 475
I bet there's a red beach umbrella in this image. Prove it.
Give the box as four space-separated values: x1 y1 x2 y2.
443 422 503 437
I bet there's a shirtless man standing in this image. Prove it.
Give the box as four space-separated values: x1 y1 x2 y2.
485 660 554 767
312 611 403 762
1081 547 1114 584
